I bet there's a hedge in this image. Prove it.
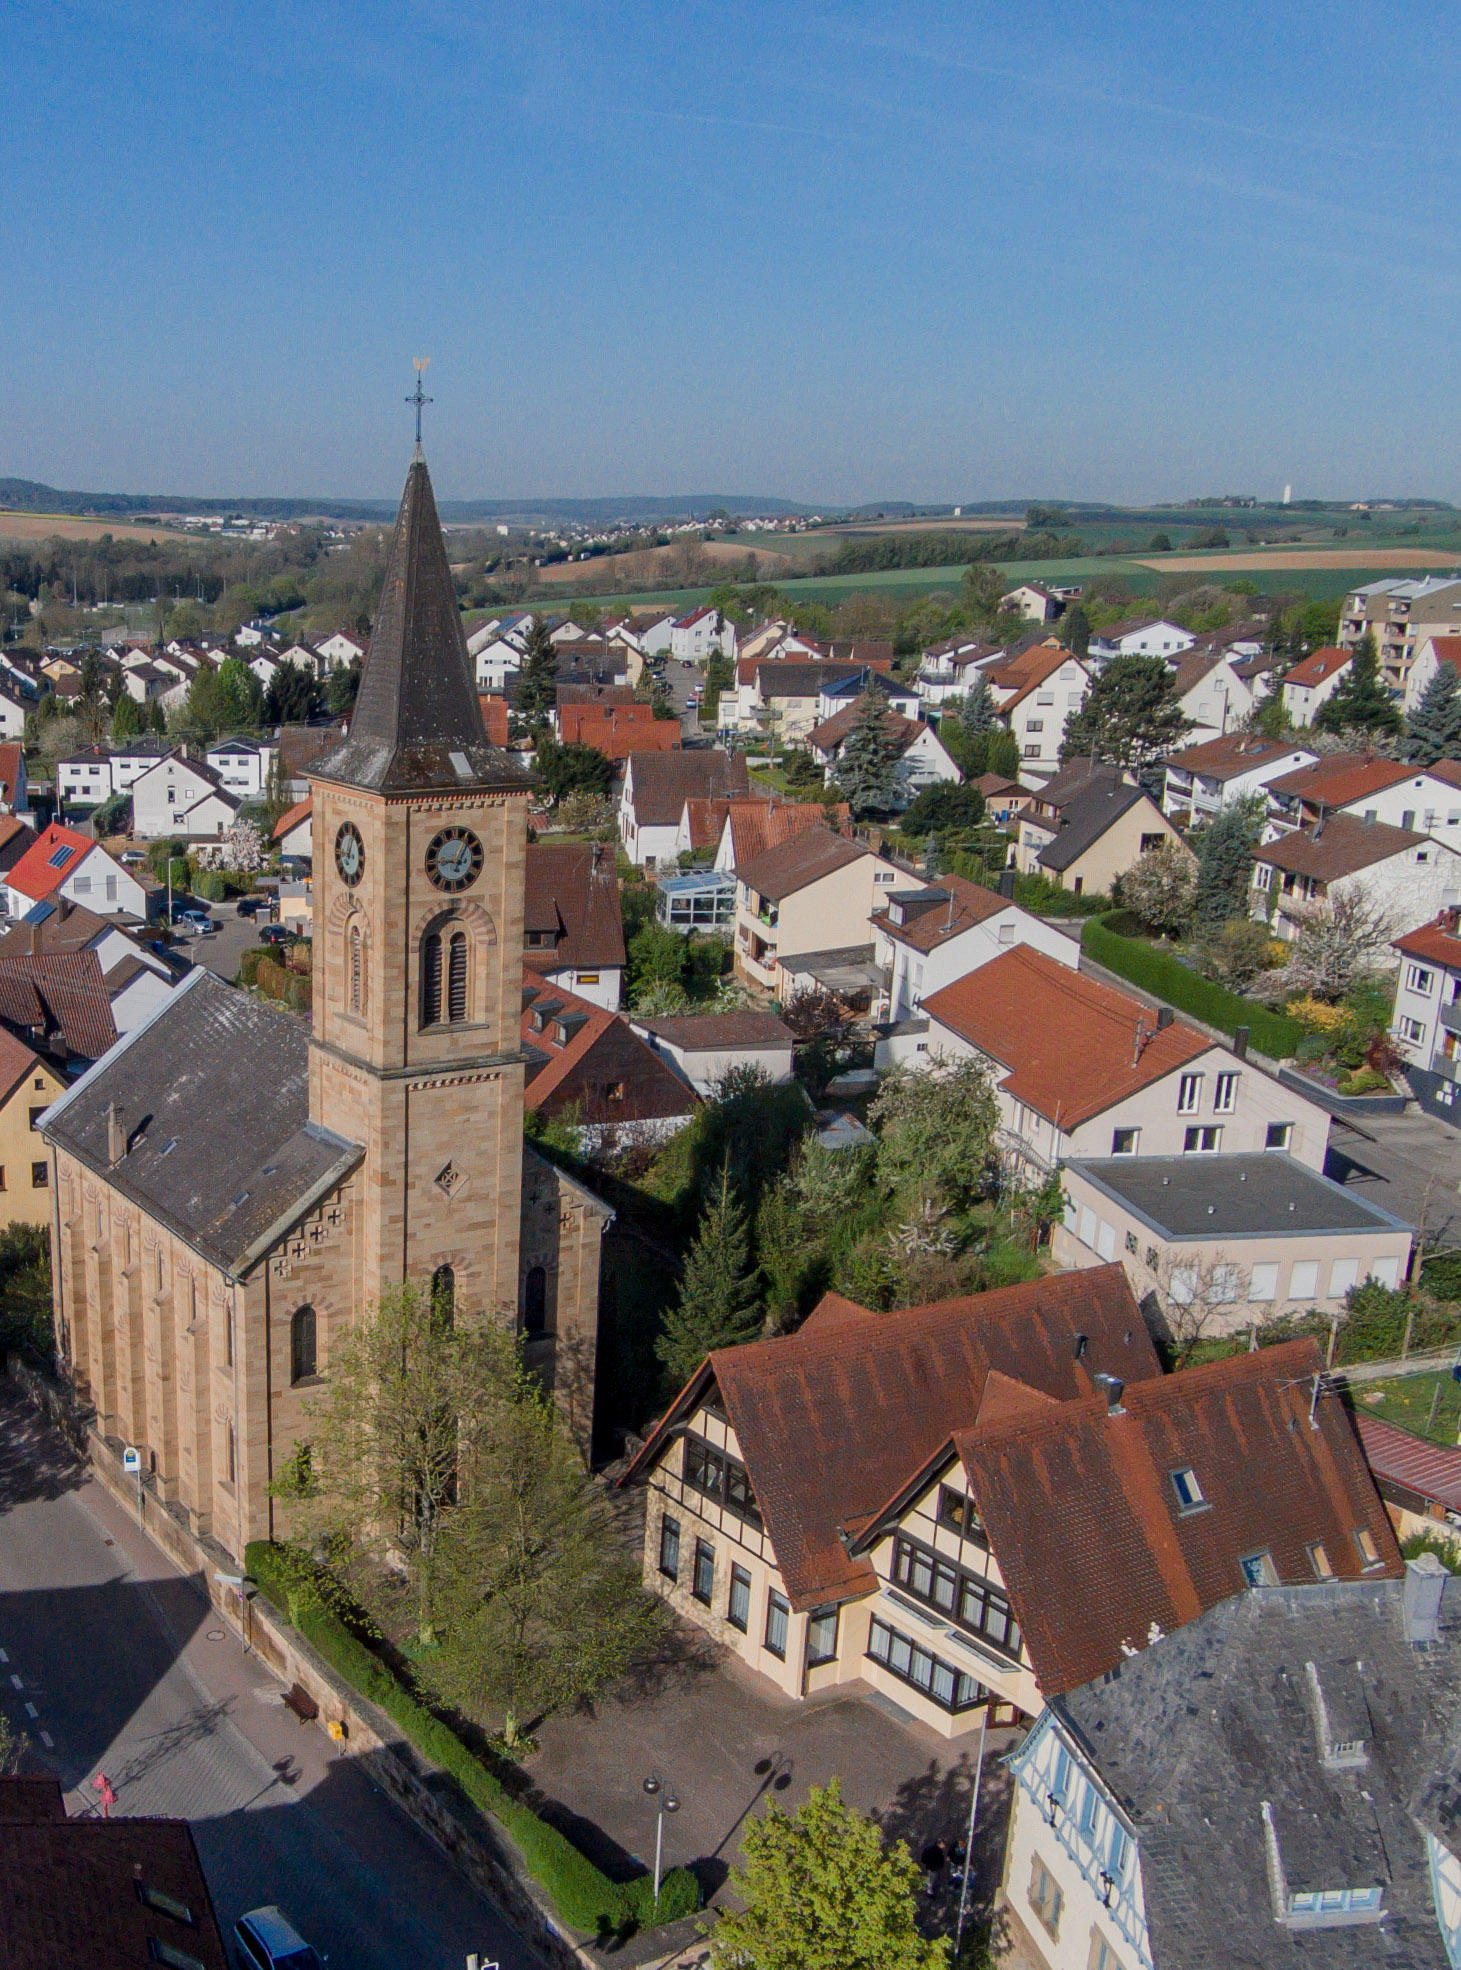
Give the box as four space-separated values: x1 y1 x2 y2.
244 1543 699 1938
1081 915 1302 1059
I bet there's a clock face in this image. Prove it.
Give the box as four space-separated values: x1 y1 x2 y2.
335 822 365 888
426 826 484 893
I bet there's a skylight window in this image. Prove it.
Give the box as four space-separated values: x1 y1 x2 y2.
136 1883 194 1925
1355 1526 1382 1569
1170 1467 1204 1512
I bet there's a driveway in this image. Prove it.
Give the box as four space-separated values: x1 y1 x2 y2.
171 897 270 984
525 1630 1015 1924
1326 1107 1461 1250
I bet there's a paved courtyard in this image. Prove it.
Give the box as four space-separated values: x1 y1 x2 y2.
1326 1108 1461 1249
525 1630 1016 1916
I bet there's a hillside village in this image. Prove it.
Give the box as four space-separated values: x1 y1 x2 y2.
5 486 1461 1970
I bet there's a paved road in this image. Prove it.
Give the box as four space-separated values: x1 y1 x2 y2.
1326 1108 1461 1250
173 897 269 983
0 1388 538 1970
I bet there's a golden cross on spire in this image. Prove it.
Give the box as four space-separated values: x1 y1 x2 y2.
407 357 433 452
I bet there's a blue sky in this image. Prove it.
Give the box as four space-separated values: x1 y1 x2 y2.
4 0 1459 504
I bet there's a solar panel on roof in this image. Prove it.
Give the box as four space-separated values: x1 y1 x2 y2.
47 846 76 869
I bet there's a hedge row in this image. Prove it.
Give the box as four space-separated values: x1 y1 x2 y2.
1081 915 1302 1059
244 1543 698 1938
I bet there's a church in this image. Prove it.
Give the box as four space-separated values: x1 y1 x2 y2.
39 449 611 1563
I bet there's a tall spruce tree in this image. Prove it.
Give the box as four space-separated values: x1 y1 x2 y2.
1315 632 1402 737
1192 795 1266 929
1060 654 1190 769
514 615 559 722
656 1163 762 1389
1406 660 1461 767
831 691 902 817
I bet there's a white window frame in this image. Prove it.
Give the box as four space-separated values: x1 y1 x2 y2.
1177 1072 1203 1115
1214 1070 1239 1113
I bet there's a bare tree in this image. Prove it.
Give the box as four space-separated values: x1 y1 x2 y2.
1150 1252 1248 1362
1271 890 1396 1002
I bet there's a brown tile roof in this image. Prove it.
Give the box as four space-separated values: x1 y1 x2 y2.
1393 914 1461 967
1423 634 1461 673
635 1010 795 1050
521 972 696 1125
1284 643 1351 687
623 1266 1160 1609
806 703 921 756
920 944 1211 1127
752 660 885 701
556 683 637 710
1253 811 1432 883
477 693 510 746
0 1027 48 1108
0 951 118 1062
0 1779 229 1968
0 817 37 874
564 713 682 761
1265 753 1416 807
558 700 659 745
523 841 626 973
624 750 749 827
876 874 1011 952
277 720 347 781
271 795 312 844
0 744 24 809
1163 733 1311 779
953 1339 1402 1696
736 825 867 902
1356 1411 1461 1515
1169 647 1228 697
721 798 833 869
972 772 1026 798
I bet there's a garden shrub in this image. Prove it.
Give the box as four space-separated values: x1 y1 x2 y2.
1401 1530 1461 1574
1422 1251 1461 1303
244 1542 699 1937
195 870 227 902
237 948 266 988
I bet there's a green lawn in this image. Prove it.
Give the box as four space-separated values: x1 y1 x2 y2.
1352 1369 1461 1446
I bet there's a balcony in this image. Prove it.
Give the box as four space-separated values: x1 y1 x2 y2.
1439 998 1461 1038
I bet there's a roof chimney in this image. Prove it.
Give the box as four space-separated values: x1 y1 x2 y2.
1404 1552 1446 1646
998 867 1015 900
106 1101 126 1166
1156 1007 1174 1030
1093 1372 1125 1415
1233 1025 1249 1059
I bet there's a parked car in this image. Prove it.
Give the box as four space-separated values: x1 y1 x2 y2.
260 924 295 946
173 909 215 935
233 1905 323 1970
236 895 266 916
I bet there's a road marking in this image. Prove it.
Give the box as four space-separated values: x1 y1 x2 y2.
39 1731 52 1748
23 1703 36 1719
8 1675 20 1691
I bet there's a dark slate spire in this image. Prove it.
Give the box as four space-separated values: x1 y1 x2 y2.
312 454 530 795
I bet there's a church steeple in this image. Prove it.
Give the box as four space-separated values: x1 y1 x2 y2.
313 453 529 796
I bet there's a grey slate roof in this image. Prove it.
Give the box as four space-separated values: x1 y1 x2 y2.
313 455 532 797
1069 1152 1413 1240
1059 1578 1461 1969
41 970 362 1276
1035 781 1152 872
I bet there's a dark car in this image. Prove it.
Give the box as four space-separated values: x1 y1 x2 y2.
259 924 294 946
236 895 266 917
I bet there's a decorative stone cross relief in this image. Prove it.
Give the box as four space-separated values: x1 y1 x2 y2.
435 1160 467 1202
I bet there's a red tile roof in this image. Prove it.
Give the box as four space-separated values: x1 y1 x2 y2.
952 1339 1401 1695
1265 753 1417 808
722 798 833 869
1284 644 1351 688
920 944 1211 1127
558 700 659 745
1356 1411 1461 1514
0 951 118 1061
564 713 682 761
7 824 98 904
1393 915 1461 967
271 795 311 844
521 972 695 1126
1423 634 1461 674
623 1266 1160 1609
477 693 510 746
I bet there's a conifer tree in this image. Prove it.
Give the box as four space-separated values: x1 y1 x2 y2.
514 615 559 722
831 691 902 817
656 1163 762 1389
1192 795 1266 929
110 691 142 741
1406 660 1461 767
1315 631 1401 737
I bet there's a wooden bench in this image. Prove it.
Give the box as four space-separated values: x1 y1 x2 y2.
281 1682 319 1726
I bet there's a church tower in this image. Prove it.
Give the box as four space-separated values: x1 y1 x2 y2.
307 449 534 1321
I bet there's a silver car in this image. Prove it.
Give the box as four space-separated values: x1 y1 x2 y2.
233 1905 324 1970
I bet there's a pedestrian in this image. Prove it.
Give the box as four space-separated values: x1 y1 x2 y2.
91 1772 115 1819
920 1839 946 1897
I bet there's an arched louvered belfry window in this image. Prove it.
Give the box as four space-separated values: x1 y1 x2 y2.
447 931 468 1023
431 1263 455 1331
290 1304 317 1385
523 1265 547 1337
421 930 443 1026
348 922 363 1013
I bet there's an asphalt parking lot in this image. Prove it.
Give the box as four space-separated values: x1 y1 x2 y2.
168 898 274 982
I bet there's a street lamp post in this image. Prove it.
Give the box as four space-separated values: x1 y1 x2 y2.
643 1773 680 1907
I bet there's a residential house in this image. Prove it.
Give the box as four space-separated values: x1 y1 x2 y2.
314 630 365 672
1340 574 1461 687
0 1770 230 1969
916 638 1003 710
1014 761 1188 897
897 944 1329 1172
205 736 273 800
0 899 185 1036
1388 909 1461 1126
0 683 28 740
1264 754 1461 840
523 841 626 1011
981 644 1094 778
272 797 313 863
618 750 749 870
1282 645 1353 726
1167 645 1257 742
1162 733 1318 827
733 826 916 995
275 721 347 799
638 612 678 657
1403 632 1461 713
0 949 120 1070
1055 1152 1411 1335
56 748 114 810
558 705 681 763
813 668 922 724
671 607 736 663
631 1010 796 1094
622 1270 1395 1741
107 737 174 791
130 753 239 840
0 819 36 885
1355 1412 1461 1552
521 973 696 1149
4 825 148 923
972 773 1034 826
735 620 822 663
476 695 510 747
871 874 1079 1026
1252 814 1461 942
805 705 962 810
1088 619 1196 661
1004 582 1063 623
0 1028 65 1227
1001 1573 1457 1970
703 797 835 873
718 658 893 744
0 745 30 824
473 634 528 692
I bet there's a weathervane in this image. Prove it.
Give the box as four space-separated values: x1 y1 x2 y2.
407 356 433 450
